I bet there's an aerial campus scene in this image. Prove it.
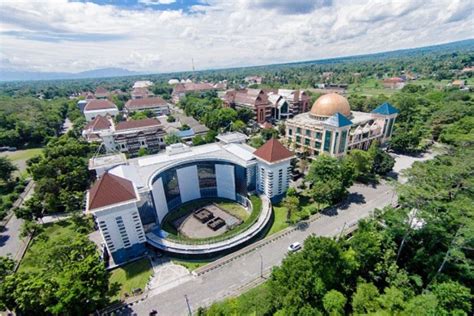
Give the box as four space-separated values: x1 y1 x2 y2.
0 1 472 315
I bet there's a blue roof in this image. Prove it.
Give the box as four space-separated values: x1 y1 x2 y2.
324 112 353 128
372 102 399 115
176 128 195 138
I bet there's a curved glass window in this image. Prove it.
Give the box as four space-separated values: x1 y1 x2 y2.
198 163 216 188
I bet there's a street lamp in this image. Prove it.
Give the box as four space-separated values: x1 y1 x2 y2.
259 252 263 278
184 294 192 316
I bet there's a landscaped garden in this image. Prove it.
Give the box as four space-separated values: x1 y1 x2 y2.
161 195 262 244
109 257 153 302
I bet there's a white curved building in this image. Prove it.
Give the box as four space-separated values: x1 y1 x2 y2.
86 135 294 265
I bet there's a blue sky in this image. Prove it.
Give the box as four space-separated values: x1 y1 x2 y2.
0 0 472 73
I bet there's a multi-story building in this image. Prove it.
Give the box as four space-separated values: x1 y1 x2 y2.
131 87 154 100
85 135 293 265
223 88 310 124
83 117 166 156
285 93 398 157
83 99 119 121
124 97 170 116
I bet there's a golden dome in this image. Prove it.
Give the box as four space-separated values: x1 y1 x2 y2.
310 93 351 118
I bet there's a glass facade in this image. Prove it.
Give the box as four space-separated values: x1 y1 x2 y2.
323 131 332 152
339 130 347 153
152 161 248 210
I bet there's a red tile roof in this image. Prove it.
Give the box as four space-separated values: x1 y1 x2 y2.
115 118 161 131
88 173 136 210
173 82 216 93
85 99 117 111
84 115 111 131
125 97 168 110
253 138 294 163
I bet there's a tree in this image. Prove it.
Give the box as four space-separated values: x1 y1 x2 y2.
0 156 17 183
20 219 43 238
347 149 374 182
389 126 422 153
205 130 218 143
439 116 474 146
231 120 246 132
167 114 176 123
249 135 265 148
0 234 110 315
323 290 347 315
165 133 181 145
192 135 206 146
306 155 355 205
352 282 380 314
370 142 395 175
430 281 472 315
137 148 148 157
282 194 299 222
261 128 278 141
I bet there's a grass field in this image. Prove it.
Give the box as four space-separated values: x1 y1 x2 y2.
172 257 215 270
266 205 290 236
19 218 94 273
0 148 43 175
109 257 153 302
216 200 249 221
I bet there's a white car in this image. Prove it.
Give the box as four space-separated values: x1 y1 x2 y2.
288 242 302 252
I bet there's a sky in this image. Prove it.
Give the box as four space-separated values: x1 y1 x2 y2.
0 0 473 74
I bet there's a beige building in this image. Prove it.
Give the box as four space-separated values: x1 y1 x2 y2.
285 93 398 157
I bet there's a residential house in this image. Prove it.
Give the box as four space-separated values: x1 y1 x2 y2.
84 99 119 121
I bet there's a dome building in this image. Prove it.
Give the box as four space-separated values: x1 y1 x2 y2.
285 93 398 157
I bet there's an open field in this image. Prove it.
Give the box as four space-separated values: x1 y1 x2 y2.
0 148 43 175
109 257 153 302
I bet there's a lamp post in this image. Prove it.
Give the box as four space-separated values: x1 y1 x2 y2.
259 252 263 278
184 294 192 316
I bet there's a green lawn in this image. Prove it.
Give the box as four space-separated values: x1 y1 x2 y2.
109 257 153 302
266 205 290 236
172 258 215 271
205 282 271 315
19 218 94 273
0 147 43 175
216 200 249 221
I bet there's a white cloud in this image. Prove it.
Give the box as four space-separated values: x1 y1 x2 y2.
139 0 176 5
0 0 472 73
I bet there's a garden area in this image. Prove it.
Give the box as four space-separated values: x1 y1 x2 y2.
161 195 262 244
109 257 153 302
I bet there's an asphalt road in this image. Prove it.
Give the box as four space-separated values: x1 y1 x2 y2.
125 181 394 316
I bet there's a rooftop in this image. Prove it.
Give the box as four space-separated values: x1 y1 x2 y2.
115 118 161 131
88 173 137 211
84 115 112 131
125 97 169 109
253 138 294 163
85 99 117 111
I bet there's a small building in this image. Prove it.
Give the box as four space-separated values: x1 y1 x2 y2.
285 93 398 157
171 82 221 103
83 99 119 121
244 76 263 85
133 81 153 89
131 87 154 100
382 77 405 89
82 115 113 141
95 87 109 99
451 80 466 89
124 97 170 116
223 89 270 124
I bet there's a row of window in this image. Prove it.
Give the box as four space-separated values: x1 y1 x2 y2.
288 127 323 140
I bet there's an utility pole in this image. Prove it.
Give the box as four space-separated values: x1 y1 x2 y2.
184 294 192 316
191 58 195 81
259 252 263 278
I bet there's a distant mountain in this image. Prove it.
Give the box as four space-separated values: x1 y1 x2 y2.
0 67 140 82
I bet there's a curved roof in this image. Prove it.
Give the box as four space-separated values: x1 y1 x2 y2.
310 93 351 117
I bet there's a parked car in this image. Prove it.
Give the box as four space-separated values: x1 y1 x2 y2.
288 242 302 252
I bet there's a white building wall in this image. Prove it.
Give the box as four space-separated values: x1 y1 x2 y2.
151 177 169 223
177 165 201 203
84 108 119 121
216 164 236 200
95 202 146 254
257 159 291 199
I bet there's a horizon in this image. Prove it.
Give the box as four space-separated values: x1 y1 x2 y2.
1 0 473 75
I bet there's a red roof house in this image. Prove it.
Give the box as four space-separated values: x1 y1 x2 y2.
87 173 137 211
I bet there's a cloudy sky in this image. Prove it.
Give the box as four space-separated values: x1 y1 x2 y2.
0 0 472 73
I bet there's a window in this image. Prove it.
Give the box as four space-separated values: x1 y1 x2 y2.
315 131 322 140
288 129 292 136
339 130 347 153
305 129 311 137
296 136 301 143
296 127 301 134
314 141 321 148
304 138 310 146
323 131 332 152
